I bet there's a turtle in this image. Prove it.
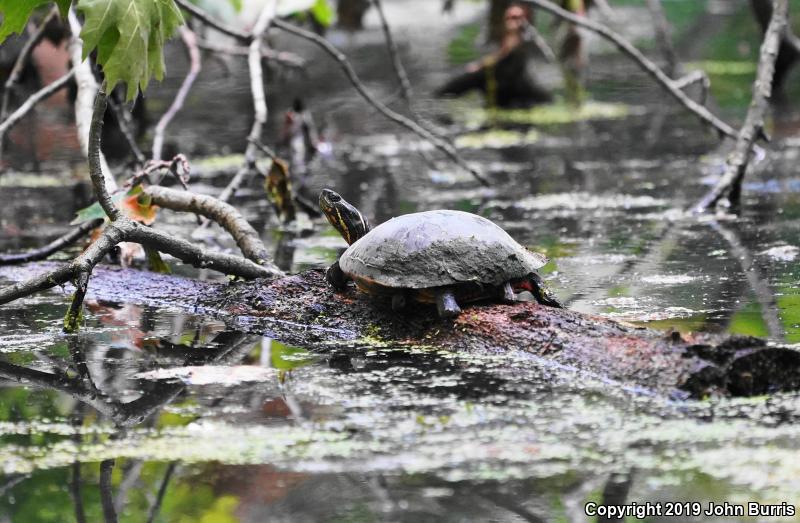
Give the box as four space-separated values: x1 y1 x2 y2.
319 189 562 318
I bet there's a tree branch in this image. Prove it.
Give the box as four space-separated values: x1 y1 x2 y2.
107 96 147 165
645 0 678 77
67 8 117 191
520 0 738 140
152 26 201 161
693 0 787 212
174 0 251 42
0 69 76 136
0 218 103 265
0 6 59 165
87 84 121 221
214 1 276 205
272 18 488 186
195 38 306 69
145 185 283 276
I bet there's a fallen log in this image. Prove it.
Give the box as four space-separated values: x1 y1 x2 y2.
2 262 799 400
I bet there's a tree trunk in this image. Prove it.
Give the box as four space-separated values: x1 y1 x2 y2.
3 262 800 400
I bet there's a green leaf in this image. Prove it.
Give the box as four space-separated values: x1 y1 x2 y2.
77 0 183 101
227 0 242 12
310 0 333 27
0 0 71 43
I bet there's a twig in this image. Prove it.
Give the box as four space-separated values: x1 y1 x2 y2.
371 0 411 101
0 69 75 136
524 22 557 63
0 218 103 265
214 2 276 205
152 26 201 161
371 0 453 144
693 0 787 212
272 19 489 185
99 460 118 523
107 97 146 165
195 38 306 69
673 70 710 105
520 0 738 140
645 0 678 77
174 0 251 42
0 7 59 165
68 8 117 191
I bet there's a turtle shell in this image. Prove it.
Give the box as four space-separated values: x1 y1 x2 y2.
339 210 547 290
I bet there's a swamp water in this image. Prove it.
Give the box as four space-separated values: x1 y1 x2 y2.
1 1 800 521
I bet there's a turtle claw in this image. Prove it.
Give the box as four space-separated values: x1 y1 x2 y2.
436 290 461 318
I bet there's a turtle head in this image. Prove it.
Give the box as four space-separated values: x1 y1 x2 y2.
319 189 371 245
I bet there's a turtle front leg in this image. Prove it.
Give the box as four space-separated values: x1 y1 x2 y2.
435 289 462 318
325 261 348 291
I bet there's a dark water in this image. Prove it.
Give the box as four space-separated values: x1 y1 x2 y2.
2 1 800 521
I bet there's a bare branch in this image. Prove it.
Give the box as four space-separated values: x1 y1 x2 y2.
520 0 738 140
152 26 202 161
195 38 306 69
645 0 678 77
0 6 59 164
272 19 489 186
0 69 75 136
145 185 284 276
693 0 788 212
174 0 251 42
125 224 274 278
0 218 103 265
107 97 147 165
371 0 412 101
68 8 117 191
215 2 276 204
87 84 121 221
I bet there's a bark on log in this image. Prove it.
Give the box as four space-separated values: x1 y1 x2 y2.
2 263 799 400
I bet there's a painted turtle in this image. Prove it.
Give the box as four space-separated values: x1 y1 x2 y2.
319 189 562 318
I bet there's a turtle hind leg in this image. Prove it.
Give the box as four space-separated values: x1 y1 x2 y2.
435 289 462 318
392 293 407 311
325 261 348 291
528 273 564 308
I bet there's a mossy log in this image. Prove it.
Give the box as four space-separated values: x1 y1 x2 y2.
3 262 800 400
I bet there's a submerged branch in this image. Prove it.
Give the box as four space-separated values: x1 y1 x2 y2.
693 0 787 212
272 19 489 186
520 0 738 140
